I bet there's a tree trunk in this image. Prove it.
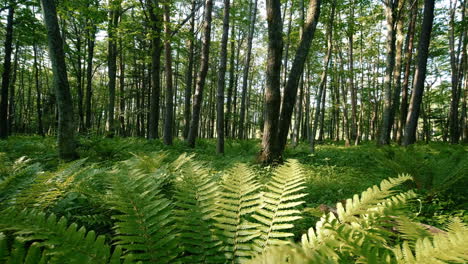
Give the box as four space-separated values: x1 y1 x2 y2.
33 42 44 137
378 0 398 145
348 2 357 141
119 39 126 136
259 0 283 163
40 0 78 159
216 0 230 154
278 0 322 153
239 0 258 139
187 0 213 148
8 42 19 135
147 0 162 139
106 1 120 137
397 0 417 144
163 0 174 145
403 0 435 146
183 0 196 139
85 26 95 131
0 5 14 139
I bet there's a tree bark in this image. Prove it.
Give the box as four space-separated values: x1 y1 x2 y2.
278 0 322 153
187 0 213 148
33 42 44 137
238 0 258 139
40 0 78 159
378 0 398 145
259 0 283 163
85 25 96 131
163 0 174 145
106 1 120 137
147 0 163 139
183 0 196 139
397 0 417 144
216 0 230 154
0 5 14 139
403 0 435 146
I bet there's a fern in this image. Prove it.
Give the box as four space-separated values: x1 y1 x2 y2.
252 160 307 252
393 218 468 264
108 164 178 263
214 164 262 263
173 158 221 263
0 158 41 206
0 209 122 263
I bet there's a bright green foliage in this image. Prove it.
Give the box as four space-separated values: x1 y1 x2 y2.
0 209 122 264
0 151 465 264
173 157 221 263
0 157 41 206
393 219 468 264
108 159 179 263
253 160 307 252
214 164 262 263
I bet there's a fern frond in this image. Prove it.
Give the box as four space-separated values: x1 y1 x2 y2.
0 209 117 263
214 164 262 263
109 167 178 263
253 160 307 252
393 218 468 264
173 158 222 263
336 174 412 223
0 161 42 206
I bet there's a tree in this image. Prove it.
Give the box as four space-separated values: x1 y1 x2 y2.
216 0 230 154
163 0 173 145
0 4 14 139
40 0 78 159
378 0 398 145
403 0 435 146
259 0 283 163
187 0 213 148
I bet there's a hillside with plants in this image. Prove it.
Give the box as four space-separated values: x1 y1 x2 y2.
0 0 467 262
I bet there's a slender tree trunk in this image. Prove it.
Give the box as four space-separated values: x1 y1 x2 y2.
348 2 357 141
378 0 398 145
225 26 236 137
403 0 435 146
8 42 19 135
259 0 283 163
33 42 44 137
106 1 120 137
119 39 126 136
85 26 96 130
40 0 78 159
187 0 213 148
163 0 174 145
338 50 351 146
216 0 230 154
0 5 14 139
183 0 196 139
147 0 162 139
239 0 258 139
397 0 417 144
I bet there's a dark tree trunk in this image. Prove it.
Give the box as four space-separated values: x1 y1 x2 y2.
259 0 283 163
238 0 257 139
278 0 322 153
106 1 120 137
8 42 19 135
183 0 196 139
85 26 96 130
187 0 213 148
163 0 174 145
216 0 230 154
119 40 126 136
397 0 417 144
0 5 14 139
33 42 44 137
379 0 398 145
403 0 435 146
147 0 162 139
40 0 78 159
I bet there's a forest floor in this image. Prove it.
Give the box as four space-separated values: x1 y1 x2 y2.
1 136 467 233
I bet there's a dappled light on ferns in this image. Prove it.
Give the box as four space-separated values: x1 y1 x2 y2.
0 153 467 263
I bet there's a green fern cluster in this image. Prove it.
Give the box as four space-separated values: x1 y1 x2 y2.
0 153 466 264
0 153 307 263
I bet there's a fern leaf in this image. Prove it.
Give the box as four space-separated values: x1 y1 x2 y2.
214 164 262 263
253 160 307 252
109 167 178 263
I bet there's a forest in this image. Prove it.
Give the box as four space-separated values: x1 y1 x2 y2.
0 0 467 263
